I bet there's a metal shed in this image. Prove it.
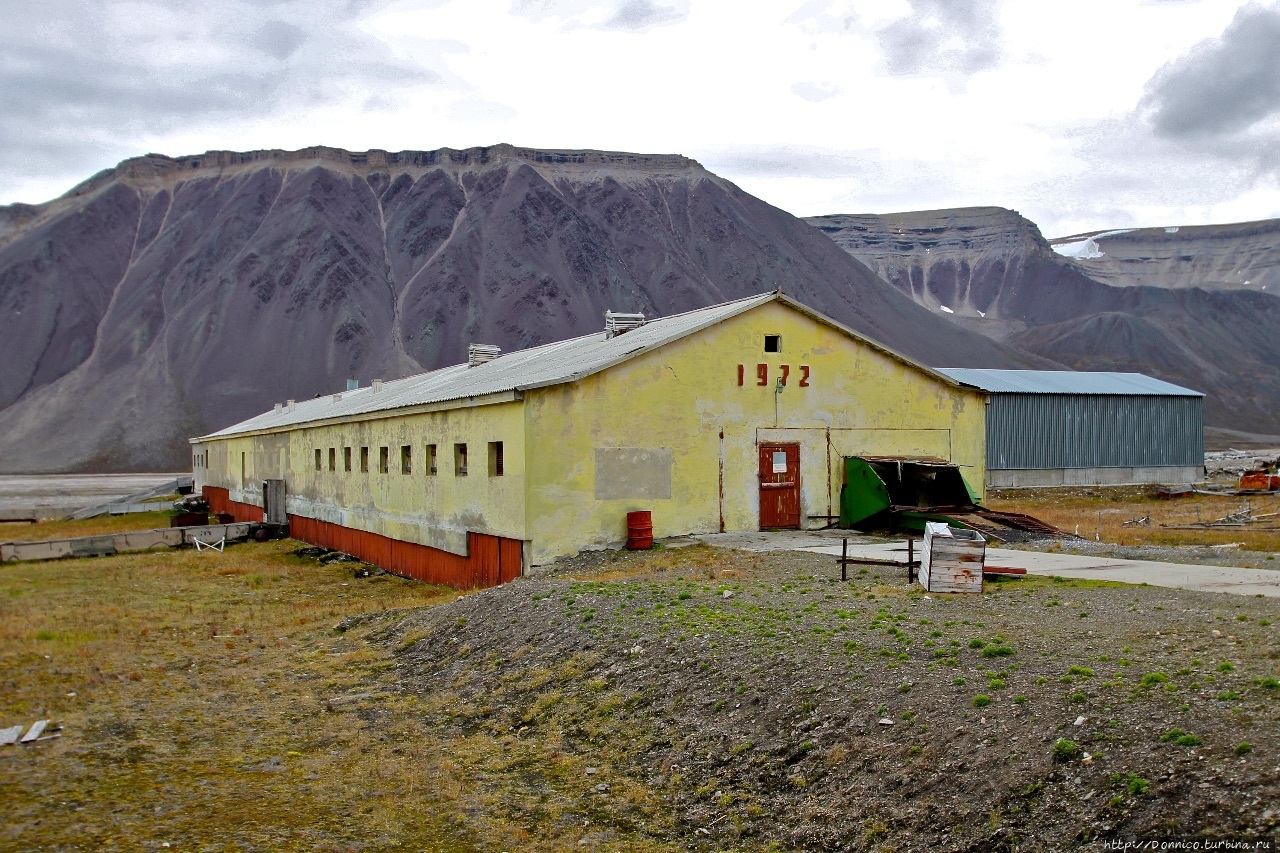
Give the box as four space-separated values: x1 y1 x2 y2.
937 369 1204 488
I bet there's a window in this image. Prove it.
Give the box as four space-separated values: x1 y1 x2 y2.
360 446 369 473
343 447 352 472
379 446 389 474
426 444 438 475
454 443 468 476
764 334 781 353
488 441 504 477
400 445 412 474
315 448 323 471
328 447 336 471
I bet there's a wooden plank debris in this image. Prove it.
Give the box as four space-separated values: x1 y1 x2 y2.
982 566 1027 576
20 720 49 743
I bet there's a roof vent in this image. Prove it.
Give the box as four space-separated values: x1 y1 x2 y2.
605 311 646 338
286 399 296 413
372 379 383 393
468 344 502 367
332 393 342 403
346 378 359 391
273 403 283 414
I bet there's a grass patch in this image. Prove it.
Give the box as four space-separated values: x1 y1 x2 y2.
1052 738 1080 761
1 510 177 543
0 539 640 850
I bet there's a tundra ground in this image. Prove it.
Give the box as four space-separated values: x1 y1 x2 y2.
1 521 1277 850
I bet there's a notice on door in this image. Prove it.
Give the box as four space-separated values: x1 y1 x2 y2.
772 451 788 473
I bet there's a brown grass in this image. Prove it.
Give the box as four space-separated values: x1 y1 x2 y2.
0 538 683 851
987 486 1280 552
0 541 481 850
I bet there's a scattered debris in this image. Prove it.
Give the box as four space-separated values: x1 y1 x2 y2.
1160 502 1280 531
1154 485 1194 500
173 495 211 514
293 546 366 567
2 720 57 745
1239 470 1280 493
193 535 225 553
1205 449 1280 477
1123 516 1152 526
20 720 48 742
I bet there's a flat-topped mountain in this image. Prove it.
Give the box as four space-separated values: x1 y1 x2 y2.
1049 218 1280 293
0 145 1032 473
807 208 1280 445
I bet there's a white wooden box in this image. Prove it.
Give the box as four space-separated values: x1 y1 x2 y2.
922 523 986 594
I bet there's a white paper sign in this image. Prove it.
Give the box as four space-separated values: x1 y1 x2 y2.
772 451 787 473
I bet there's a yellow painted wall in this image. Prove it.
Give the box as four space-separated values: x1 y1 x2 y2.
522 300 985 563
194 298 985 568
197 400 525 556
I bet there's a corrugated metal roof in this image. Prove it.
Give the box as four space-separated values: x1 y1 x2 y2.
936 368 1203 397
197 292 779 440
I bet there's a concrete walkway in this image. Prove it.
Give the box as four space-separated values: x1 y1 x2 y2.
690 530 1280 598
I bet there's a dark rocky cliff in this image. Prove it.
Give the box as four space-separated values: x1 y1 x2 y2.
0 146 1034 473
807 207 1280 444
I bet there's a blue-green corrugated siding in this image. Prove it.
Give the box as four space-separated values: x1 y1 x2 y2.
987 394 1203 470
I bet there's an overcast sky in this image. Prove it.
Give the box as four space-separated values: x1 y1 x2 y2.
3 0 1279 236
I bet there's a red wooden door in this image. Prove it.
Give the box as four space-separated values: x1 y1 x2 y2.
758 443 800 529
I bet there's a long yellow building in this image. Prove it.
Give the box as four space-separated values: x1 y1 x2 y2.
191 293 987 586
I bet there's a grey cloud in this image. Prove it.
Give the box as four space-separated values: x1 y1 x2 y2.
1142 2 1280 140
876 0 1002 76
510 0 688 30
603 0 684 30
0 0 435 203
252 20 308 59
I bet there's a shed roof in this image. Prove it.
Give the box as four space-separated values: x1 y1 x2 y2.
936 368 1202 397
195 291 966 442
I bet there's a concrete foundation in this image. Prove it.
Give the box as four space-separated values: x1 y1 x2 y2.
988 466 1203 489
1 523 252 563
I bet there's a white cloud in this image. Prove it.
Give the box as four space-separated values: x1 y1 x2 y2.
791 82 841 102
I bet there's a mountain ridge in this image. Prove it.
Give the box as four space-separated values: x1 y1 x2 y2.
805 207 1280 444
0 145 1036 473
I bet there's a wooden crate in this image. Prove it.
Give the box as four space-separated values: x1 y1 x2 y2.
922 523 986 594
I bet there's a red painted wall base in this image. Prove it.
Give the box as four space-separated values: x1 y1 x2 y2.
202 486 521 589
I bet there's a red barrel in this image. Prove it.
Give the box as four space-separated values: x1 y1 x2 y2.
626 510 653 550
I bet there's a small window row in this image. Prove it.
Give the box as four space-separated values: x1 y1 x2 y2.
313 442 504 477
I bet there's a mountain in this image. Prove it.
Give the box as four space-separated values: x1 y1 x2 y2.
0 146 1035 473
806 207 1280 447
1050 219 1280 293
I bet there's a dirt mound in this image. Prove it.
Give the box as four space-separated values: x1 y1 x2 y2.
374 545 1280 850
